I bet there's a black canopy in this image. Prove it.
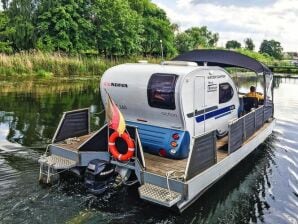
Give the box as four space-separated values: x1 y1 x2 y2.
172 49 272 74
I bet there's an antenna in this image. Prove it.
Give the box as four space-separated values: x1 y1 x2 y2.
160 40 164 61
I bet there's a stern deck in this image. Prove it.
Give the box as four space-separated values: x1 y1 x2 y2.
144 137 229 177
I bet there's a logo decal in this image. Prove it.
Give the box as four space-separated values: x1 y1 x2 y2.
104 82 128 88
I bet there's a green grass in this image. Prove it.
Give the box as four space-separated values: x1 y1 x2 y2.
0 52 162 78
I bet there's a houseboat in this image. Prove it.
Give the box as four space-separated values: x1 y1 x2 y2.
39 50 275 212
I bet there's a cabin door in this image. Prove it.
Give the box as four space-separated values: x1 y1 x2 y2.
194 76 206 136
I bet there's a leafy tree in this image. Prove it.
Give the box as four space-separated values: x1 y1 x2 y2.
6 0 37 51
175 26 218 53
175 32 194 53
92 0 143 57
129 0 176 57
259 39 283 60
1 0 9 10
36 0 94 53
226 40 241 49
244 38 255 51
0 12 14 53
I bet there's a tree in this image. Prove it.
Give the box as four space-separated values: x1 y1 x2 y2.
92 0 143 57
1 0 9 10
6 0 37 51
129 0 176 57
175 26 219 53
0 12 14 53
244 38 255 51
259 39 283 60
36 0 94 53
226 40 241 49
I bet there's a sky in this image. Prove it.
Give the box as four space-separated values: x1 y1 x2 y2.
152 0 298 52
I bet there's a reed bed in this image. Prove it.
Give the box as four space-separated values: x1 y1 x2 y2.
0 52 162 78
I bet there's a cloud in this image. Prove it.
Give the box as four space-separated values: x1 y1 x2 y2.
190 0 277 7
153 0 298 51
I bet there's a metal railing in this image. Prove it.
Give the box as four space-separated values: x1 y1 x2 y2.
228 104 273 154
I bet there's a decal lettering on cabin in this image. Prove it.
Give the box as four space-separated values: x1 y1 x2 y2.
104 82 128 88
207 75 226 79
161 112 178 117
207 84 217 92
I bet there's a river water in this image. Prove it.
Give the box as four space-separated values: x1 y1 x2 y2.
0 77 297 224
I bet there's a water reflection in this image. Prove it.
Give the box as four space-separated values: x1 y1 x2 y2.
0 77 297 224
0 79 104 148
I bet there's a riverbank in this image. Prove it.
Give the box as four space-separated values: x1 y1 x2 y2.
0 52 297 78
0 52 161 78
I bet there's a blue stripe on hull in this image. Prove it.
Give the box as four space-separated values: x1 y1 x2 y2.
196 105 235 123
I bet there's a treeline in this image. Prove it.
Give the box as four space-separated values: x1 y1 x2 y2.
0 0 221 57
225 38 284 60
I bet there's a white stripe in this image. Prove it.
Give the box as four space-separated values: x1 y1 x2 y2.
128 148 135 152
109 143 115 145
118 154 122 160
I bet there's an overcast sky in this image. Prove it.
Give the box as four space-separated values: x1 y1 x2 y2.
152 0 298 52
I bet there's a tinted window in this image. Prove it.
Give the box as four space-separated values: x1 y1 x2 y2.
147 73 178 110
219 83 234 104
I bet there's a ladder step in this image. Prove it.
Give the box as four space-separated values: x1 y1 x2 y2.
138 183 182 207
38 155 77 170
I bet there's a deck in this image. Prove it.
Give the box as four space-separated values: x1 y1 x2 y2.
54 133 94 151
144 136 229 176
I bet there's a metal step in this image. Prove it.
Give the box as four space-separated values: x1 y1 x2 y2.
38 155 77 184
138 183 182 207
38 155 77 170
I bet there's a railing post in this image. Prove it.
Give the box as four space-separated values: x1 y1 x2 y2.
228 124 231 154
243 117 246 142
254 109 257 131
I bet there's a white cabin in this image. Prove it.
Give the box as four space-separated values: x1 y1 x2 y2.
100 61 240 159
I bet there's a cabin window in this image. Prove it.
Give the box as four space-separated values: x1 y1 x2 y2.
147 73 178 110
219 83 234 104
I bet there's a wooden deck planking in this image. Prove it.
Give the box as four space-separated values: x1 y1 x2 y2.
144 152 188 175
54 133 94 151
144 136 229 176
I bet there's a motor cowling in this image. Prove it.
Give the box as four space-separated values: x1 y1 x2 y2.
84 159 116 194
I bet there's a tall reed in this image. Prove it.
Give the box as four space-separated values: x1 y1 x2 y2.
0 52 160 78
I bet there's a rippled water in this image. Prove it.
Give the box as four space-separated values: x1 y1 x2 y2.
0 77 297 224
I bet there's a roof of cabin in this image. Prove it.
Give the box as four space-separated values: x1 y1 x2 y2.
172 49 272 74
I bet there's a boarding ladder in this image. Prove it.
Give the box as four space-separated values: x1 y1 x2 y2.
38 154 77 184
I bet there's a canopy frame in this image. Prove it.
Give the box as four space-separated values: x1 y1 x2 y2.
172 49 273 105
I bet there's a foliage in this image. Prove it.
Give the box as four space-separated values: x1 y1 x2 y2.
6 0 37 51
1 0 176 57
129 0 176 56
175 26 219 53
235 48 275 64
226 40 241 49
259 39 283 60
36 0 94 53
92 0 143 57
0 12 13 53
244 38 255 51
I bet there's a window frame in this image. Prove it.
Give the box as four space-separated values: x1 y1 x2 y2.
147 73 178 110
219 82 234 104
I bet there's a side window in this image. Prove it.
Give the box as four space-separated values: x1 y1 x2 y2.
219 83 234 104
147 73 178 110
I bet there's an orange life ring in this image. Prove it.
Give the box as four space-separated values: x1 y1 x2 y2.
108 132 135 161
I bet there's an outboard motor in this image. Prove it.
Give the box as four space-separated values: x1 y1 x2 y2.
84 159 116 194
